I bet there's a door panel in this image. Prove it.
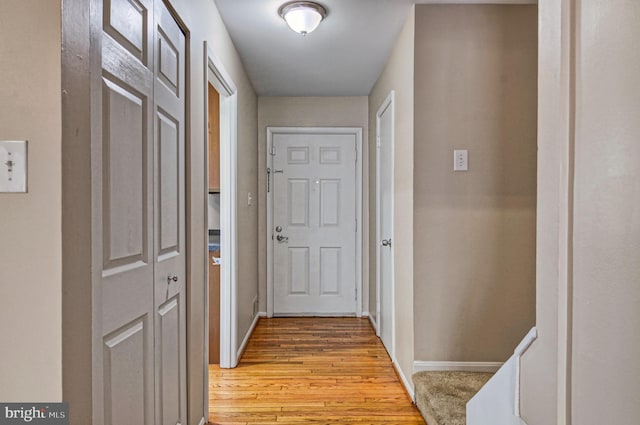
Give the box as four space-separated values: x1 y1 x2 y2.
103 318 148 425
158 298 181 425
157 111 179 255
104 0 148 62
95 0 186 424
154 2 187 425
273 133 357 315
102 76 147 270
378 101 394 356
98 0 155 423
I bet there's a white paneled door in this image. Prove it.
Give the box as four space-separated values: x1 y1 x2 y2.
96 1 186 424
272 131 358 316
377 93 394 357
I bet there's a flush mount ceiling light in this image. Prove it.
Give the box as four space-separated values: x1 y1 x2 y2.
278 1 327 36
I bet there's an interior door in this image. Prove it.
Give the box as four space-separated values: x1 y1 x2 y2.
377 98 394 356
95 1 186 424
272 132 357 315
153 2 187 424
97 0 155 423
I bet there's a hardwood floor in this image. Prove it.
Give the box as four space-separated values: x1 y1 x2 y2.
209 317 426 424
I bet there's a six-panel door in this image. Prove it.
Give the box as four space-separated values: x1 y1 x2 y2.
273 133 357 316
96 1 186 424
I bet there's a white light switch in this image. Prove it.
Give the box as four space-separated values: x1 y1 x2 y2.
247 192 253 206
454 149 468 171
0 140 28 192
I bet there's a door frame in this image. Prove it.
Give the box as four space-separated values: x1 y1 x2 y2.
266 127 363 318
203 42 238 370
375 91 395 358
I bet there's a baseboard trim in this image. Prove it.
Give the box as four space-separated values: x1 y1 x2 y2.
197 416 206 425
236 312 266 360
413 361 503 374
367 313 378 334
392 358 415 402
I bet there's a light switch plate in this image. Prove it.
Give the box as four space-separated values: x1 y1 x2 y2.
454 149 468 171
0 140 28 193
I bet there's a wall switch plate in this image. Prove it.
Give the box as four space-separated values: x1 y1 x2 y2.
0 140 28 192
247 192 253 206
454 149 468 171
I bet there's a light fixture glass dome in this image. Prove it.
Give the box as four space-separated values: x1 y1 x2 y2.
279 1 327 36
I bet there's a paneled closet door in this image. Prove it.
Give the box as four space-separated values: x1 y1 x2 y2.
153 1 187 424
94 0 186 424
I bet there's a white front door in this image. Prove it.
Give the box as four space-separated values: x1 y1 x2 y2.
377 93 394 357
272 131 358 316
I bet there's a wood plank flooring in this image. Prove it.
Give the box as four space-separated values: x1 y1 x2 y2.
209 317 426 424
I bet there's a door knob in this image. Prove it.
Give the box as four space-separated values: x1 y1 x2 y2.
381 239 392 247
276 235 289 243
167 275 178 283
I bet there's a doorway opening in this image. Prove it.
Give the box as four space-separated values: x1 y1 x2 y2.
204 43 239 383
207 83 221 365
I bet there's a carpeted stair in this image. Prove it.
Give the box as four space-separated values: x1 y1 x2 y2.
412 371 493 425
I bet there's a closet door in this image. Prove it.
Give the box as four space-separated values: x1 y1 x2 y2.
93 1 186 424
153 1 187 424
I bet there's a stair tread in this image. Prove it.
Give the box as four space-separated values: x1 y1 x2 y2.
412 371 493 425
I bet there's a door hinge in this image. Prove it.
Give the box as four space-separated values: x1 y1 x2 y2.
355 217 358 231
355 287 358 300
376 136 381 148
269 145 276 156
355 144 358 163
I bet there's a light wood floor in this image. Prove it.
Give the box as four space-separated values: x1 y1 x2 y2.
208 317 426 424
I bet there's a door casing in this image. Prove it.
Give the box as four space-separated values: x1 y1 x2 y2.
266 127 363 318
203 43 239 371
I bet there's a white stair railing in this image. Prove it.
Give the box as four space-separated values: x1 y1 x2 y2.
467 327 537 425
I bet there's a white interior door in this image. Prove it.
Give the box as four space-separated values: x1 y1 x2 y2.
272 131 357 315
153 2 187 424
377 93 394 357
95 0 186 424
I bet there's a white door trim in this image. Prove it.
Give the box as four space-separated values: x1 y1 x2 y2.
375 91 395 359
266 127 363 318
203 42 239 379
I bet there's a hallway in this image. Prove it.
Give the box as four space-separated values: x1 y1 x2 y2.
208 317 425 424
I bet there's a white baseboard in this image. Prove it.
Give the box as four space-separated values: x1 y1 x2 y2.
366 313 378 334
197 416 206 425
236 312 266 359
392 357 415 401
413 361 503 374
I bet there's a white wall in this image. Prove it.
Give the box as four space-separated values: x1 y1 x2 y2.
257 96 369 313
571 0 640 422
368 6 416 391
0 0 62 401
521 1 640 424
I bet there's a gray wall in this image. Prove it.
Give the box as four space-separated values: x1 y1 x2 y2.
257 96 369 313
368 6 416 387
0 0 62 401
412 4 537 362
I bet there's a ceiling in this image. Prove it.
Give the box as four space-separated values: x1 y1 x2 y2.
214 0 414 96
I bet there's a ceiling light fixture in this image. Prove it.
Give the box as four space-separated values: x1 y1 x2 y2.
278 1 327 36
